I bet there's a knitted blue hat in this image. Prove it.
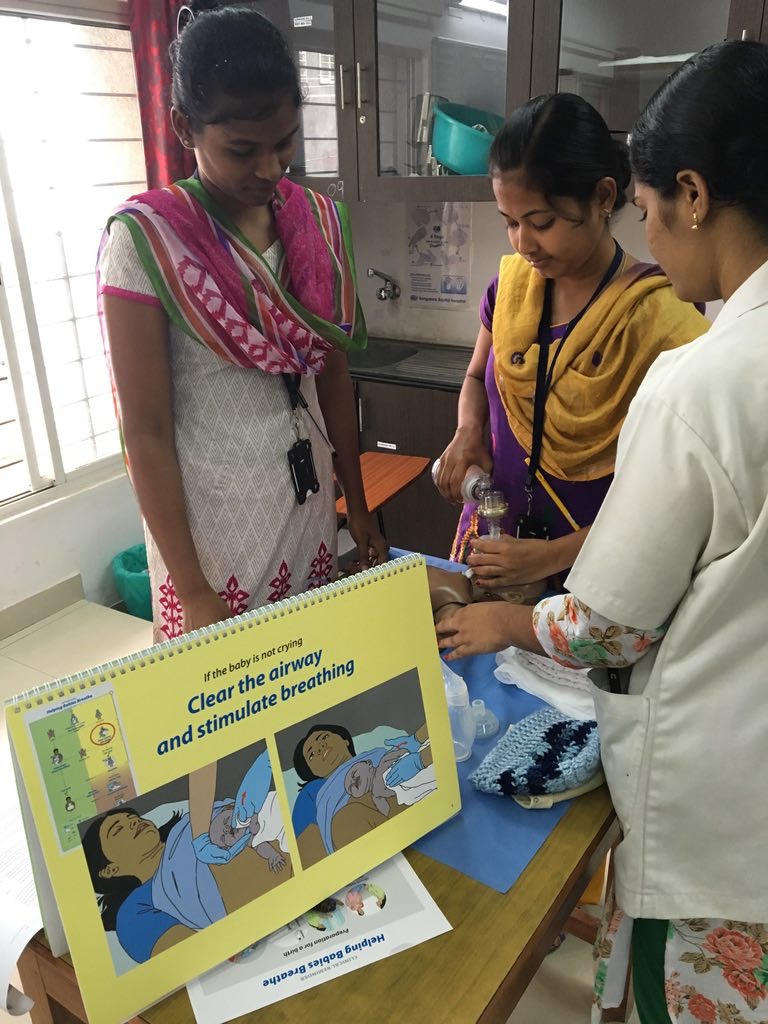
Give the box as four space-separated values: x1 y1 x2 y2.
469 708 600 798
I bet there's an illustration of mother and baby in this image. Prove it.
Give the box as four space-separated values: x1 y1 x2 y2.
82 723 435 965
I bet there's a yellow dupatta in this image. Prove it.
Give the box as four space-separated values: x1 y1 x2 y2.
492 253 709 481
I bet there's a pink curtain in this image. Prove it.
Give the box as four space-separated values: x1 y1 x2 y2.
129 0 195 189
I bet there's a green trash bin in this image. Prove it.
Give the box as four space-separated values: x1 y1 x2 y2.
111 543 153 622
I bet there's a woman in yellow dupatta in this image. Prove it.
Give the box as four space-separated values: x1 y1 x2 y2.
436 93 707 590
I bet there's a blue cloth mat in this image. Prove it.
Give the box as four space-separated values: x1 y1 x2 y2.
390 547 572 894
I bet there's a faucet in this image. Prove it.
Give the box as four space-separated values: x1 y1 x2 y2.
367 267 401 301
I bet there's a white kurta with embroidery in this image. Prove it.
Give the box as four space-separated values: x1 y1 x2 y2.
100 221 337 643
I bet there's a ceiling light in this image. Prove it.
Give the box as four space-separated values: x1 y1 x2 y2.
598 53 695 67
459 0 507 16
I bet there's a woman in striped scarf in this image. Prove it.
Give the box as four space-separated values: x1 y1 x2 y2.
98 4 386 642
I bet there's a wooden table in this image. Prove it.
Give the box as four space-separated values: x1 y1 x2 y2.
335 451 431 532
19 787 616 1024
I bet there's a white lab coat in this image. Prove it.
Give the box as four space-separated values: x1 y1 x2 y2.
567 259 768 921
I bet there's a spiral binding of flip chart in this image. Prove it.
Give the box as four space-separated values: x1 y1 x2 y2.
4 554 424 713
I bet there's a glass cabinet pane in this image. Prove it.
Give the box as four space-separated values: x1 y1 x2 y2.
557 0 731 133
375 0 510 178
256 0 340 178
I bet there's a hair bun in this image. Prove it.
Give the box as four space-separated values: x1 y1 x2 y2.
177 0 219 36
176 5 195 35
171 3 302 130
630 40 768 237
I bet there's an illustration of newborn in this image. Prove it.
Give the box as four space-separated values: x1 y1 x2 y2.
344 750 405 815
208 796 288 873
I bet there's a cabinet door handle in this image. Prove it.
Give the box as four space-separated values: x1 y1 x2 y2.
338 63 351 110
356 62 368 108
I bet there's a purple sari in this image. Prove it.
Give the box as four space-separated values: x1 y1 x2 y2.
451 347 613 566
451 279 613 570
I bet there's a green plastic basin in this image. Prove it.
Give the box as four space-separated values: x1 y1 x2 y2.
432 102 505 175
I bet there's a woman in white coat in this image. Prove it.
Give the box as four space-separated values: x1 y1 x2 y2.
437 39 768 1024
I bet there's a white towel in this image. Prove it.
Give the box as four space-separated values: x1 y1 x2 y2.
494 647 595 721
247 791 288 853
383 744 437 806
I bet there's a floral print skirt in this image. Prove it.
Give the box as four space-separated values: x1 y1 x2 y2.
593 886 768 1023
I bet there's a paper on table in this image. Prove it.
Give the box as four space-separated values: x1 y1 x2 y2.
5 987 34 1018
187 853 451 1023
1 901 39 1017
0 744 42 1017
494 647 595 720
6 558 459 1024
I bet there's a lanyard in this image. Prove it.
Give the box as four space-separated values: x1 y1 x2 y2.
282 373 307 412
281 373 334 451
525 240 624 508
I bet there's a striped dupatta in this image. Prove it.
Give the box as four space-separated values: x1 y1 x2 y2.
97 176 366 376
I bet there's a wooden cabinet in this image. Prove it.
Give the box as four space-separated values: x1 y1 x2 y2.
351 0 533 202
277 0 767 204
251 0 359 201
356 379 461 557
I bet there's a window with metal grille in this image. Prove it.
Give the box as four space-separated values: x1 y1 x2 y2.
0 15 145 506
297 49 339 176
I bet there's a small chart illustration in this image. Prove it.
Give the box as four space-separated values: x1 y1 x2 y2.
27 687 137 852
407 202 471 308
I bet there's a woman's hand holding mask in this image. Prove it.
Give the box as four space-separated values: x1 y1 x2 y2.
468 536 552 587
435 429 492 504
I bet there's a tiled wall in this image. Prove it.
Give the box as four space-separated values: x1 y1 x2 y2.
348 198 654 346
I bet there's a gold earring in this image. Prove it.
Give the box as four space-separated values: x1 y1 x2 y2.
691 211 699 231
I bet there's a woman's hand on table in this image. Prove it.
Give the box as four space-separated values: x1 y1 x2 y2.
347 509 389 567
436 601 541 660
435 428 492 503
468 536 554 587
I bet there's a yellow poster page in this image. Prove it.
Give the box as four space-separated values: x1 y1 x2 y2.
6 556 459 1024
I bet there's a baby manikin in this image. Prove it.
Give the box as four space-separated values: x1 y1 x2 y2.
208 792 288 872
344 745 436 814
343 751 404 816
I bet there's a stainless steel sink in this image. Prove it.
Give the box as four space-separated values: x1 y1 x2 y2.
347 339 419 369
